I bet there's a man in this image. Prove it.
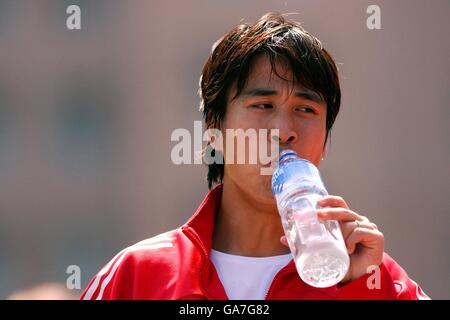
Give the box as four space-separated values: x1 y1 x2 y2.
81 12 429 300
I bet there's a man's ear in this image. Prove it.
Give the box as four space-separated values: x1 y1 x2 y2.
321 145 327 161
205 122 224 152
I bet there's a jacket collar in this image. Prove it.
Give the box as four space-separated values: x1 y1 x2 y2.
181 183 339 299
183 183 223 259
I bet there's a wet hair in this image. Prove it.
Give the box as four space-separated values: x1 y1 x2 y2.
199 12 341 189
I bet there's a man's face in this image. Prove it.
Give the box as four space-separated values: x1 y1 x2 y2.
219 54 328 206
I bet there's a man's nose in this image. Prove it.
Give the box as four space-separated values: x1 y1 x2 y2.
268 111 298 145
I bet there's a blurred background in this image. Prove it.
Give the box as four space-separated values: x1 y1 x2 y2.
0 0 448 299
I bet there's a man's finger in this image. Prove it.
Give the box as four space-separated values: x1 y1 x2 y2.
339 220 378 240
345 228 384 255
317 195 349 209
317 207 364 222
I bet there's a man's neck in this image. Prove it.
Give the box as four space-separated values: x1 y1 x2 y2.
212 177 291 257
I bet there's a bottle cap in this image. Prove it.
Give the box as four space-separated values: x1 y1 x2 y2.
279 149 298 162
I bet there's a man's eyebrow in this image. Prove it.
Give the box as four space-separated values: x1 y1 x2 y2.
241 87 324 103
294 89 324 103
241 88 278 97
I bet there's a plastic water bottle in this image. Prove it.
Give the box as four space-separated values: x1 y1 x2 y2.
271 149 349 288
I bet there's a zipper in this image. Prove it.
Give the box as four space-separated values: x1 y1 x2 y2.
264 262 297 299
183 225 303 300
264 262 340 300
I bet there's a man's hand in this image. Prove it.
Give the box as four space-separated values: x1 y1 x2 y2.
280 195 384 284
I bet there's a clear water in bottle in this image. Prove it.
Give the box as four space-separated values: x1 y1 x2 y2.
272 149 349 288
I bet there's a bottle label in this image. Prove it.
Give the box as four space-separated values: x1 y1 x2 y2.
272 160 321 196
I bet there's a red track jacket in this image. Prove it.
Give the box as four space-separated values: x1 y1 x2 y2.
81 184 430 300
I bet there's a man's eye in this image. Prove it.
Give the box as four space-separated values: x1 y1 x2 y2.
251 104 273 109
295 106 315 113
